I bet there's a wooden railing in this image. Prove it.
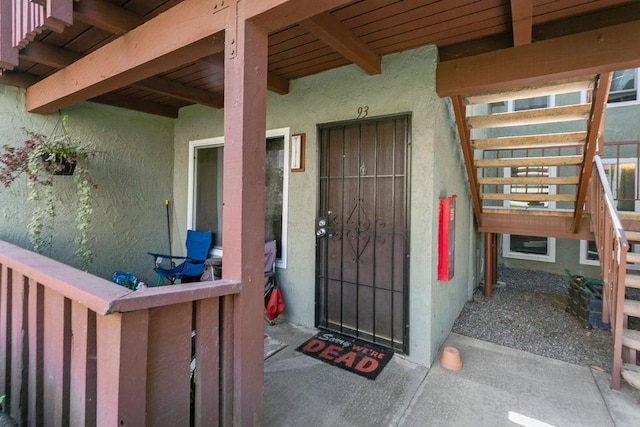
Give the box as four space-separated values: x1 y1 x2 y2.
0 240 241 425
588 155 629 389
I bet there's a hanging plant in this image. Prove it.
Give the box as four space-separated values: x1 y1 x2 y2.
0 113 97 268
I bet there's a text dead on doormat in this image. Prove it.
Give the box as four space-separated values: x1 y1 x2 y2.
295 331 393 380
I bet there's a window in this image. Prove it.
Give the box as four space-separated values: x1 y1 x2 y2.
513 96 549 111
507 96 553 112
580 158 639 265
608 69 639 104
187 128 290 268
502 166 557 262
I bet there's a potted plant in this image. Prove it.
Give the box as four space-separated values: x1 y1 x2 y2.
0 115 97 268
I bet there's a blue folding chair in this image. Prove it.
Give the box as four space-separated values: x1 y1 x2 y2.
148 230 213 285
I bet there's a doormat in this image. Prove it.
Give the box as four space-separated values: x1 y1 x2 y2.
295 331 393 380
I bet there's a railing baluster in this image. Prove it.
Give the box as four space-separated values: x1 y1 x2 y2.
96 310 149 427
194 297 220 426
9 272 27 425
0 264 12 405
42 288 71 427
26 278 44 427
69 302 93 426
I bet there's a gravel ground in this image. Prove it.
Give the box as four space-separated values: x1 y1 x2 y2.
452 267 616 372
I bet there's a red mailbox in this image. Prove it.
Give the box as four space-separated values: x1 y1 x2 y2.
438 195 457 281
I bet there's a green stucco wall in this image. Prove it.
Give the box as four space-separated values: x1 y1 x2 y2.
173 45 476 366
0 85 174 281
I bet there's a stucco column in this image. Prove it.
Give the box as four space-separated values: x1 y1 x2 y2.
223 14 268 424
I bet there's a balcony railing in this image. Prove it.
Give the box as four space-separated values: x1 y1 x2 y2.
1 0 73 69
0 240 241 425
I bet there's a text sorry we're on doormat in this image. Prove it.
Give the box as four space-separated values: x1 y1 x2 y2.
295 331 393 380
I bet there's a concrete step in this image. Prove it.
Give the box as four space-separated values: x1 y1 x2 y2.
626 231 640 242
627 274 640 289
624 299 640 317
627 252 640 264
622 329 640 351
622 363 640 389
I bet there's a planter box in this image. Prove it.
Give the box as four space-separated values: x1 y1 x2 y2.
566 277 610 330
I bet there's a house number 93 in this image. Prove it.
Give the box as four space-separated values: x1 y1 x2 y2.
357 106 369 118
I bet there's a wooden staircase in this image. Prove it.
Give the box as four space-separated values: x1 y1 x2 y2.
618 229 640 391
452 74 613 241
449 73 640 392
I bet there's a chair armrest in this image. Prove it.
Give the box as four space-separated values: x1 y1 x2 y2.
147 252 188 260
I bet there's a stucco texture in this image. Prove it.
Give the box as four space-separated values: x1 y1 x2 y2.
0 86 174 281
174 45 476 367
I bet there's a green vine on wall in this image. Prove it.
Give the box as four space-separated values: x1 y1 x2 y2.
0 114 97 269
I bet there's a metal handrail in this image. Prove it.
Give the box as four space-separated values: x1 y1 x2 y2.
594 155 629 251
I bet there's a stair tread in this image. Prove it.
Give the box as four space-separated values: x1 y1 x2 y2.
471 131 587 150
627 252 640 263
624 299 640 317
467 104 591 129
475 155 583 168
627 274 640 289
463 76 596 105
622 329 640 350
626 231 640 242
478 176 579 185
480 193 576 202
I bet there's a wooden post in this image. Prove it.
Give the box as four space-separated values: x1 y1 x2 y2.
492 233 499 286
484 233 494 298
223 12 267 424
95 310 149 427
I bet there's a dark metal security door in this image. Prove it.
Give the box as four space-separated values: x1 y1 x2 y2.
316 115 409 353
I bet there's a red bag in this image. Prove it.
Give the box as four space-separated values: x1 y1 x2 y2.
265 287 285 321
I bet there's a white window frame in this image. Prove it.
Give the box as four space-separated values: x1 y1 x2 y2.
506 95 555 112
502 166 557 262
607 68 640 107
580 157 640 266
579 240 600 266
187 127 291 268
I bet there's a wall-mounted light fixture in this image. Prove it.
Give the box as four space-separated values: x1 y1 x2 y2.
291 133 305 172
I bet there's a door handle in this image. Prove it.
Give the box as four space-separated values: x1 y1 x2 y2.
316 217 327 237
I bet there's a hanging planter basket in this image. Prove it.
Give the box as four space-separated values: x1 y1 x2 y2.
41 155 76 176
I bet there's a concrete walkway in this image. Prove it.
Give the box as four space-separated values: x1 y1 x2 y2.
264 322 640 426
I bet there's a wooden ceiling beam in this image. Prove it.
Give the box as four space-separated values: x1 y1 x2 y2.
267 71 290 95
299 12 380 75
133 77 224 109
90 93 179 118
199 54 290 94
73 0 145 35
26 0 228 114
532 2 640 42
19 41 81 68
245 0 355 33
437 20 640 97
510 0 532 47
439 3 640 62
0 70 40 88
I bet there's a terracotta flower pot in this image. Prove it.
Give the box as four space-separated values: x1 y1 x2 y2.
440 346 462 371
